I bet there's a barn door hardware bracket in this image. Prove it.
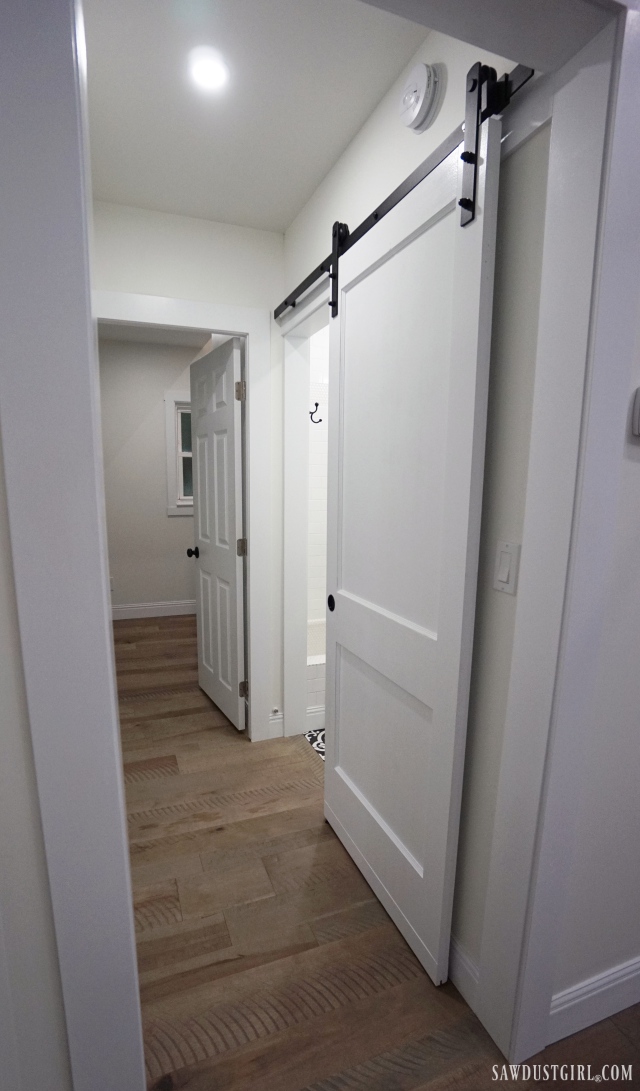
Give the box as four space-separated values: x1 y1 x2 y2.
459 62 488 226
274 62 533 320
330 221 350 317
459 62 534 226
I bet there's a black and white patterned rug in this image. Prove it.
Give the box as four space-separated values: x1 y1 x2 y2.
305 727 325 760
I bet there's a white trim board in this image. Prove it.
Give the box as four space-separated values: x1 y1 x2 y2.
112 600 196 620
476 22 620 1061
164 388 194 517
449 936 480 1011
0 4 147 1087
505 12 640 1060
549 956 640 1043
270 707 326 739
93 291 273 743
305 706 325 734
267 712 284 740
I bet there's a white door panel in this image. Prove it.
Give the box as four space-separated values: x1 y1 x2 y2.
325 119 501 983
191 338 245 729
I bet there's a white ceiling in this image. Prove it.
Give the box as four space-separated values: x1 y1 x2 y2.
84 0 428 233
362 0 616 72
97 320 221 350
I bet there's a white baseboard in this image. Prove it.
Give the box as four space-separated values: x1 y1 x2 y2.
112 599 196 620
306 706 325 732
282 705 325 738
255 712 283 742
449 935 480 1009
549 954 640 1042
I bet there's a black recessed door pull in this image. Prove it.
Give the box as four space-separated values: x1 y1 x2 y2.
327 595 335 612
187 547 199 559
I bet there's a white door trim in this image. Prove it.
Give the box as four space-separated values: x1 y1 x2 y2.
279 280 330 737
506 10 640 1058
475 21 619 1059
0 4 146 1087
93 290 272 742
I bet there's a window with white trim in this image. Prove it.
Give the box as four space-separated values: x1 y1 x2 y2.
176 405 193 503
164 391 194 516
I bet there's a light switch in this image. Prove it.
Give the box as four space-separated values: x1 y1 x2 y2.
493 541 521 595
497 550 511 583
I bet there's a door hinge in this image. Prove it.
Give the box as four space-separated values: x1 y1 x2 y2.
236 538 247 556
239 680 248 698
235 380 246 402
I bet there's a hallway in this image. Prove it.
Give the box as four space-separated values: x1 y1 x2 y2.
114 617 640 1089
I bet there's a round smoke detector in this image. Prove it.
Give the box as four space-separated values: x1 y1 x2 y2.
399 63 439 132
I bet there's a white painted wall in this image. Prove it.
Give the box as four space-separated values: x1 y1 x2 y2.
0 429 73 1091
284 32 512 288
92 202 284 308
99 337 196 608
91 202 285 708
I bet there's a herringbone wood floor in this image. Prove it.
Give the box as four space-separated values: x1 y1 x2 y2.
114 616 640 1090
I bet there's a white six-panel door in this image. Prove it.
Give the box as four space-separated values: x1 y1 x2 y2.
324 119 501 984
191 337 245 729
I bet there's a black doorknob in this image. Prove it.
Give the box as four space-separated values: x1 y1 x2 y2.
187 547 199 559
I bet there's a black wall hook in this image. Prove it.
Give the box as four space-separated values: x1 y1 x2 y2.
310 402 322 424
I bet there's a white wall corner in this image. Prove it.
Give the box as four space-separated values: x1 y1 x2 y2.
549 956 640 1043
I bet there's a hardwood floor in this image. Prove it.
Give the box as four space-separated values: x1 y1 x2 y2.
114 616 640 1090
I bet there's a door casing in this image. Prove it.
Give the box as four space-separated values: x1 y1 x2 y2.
93 292 273 742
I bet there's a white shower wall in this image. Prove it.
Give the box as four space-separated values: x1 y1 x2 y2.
307 326 329 645
307 327 329 712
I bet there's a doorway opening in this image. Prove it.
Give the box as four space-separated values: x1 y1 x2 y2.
305 325 330 754
98 320 209 619
97 319 248 725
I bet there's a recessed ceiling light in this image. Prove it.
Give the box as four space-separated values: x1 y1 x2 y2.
188 46 229 93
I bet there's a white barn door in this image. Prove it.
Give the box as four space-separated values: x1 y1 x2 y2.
191 337 246 730
325 119 501 984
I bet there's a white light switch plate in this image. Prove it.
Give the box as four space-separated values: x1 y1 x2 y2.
493 541 521 595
